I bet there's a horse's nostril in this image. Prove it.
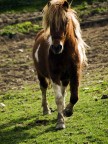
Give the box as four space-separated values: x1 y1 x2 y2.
50 45 55 49
57 44 62 50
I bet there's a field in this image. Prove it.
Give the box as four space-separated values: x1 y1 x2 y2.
0 1 108 144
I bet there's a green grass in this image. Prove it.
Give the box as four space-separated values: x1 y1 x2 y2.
74 1 108 18
0 1 107 37
0 21 42 36
0 81 108 144
0 0 48 13
0 0 107 13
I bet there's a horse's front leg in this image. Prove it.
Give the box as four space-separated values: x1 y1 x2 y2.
38 75 51 115
52 82 65 129
61 79 69 110
40 86 51 115
64 65 80 117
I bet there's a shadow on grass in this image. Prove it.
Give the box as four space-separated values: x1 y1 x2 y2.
0 115 57 144
0 0 48 13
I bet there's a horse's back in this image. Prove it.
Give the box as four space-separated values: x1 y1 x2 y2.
33 29 50 78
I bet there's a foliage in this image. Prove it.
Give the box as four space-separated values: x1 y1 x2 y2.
0 0 107 13
73 0 108 19
0 81 108 144
72 0 108 5
0 0 48 12
0 21 42 36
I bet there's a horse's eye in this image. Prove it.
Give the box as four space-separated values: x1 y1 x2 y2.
48 2 51 7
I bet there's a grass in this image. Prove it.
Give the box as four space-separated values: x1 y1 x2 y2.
0 21 42 36
0 0 107 37
0 0 48 13
0 0 108 143
0 81 108 144
0 0 107 13
74 1 108 18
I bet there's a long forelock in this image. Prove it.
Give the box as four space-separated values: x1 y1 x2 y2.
49 5 67 31
42 0 68 31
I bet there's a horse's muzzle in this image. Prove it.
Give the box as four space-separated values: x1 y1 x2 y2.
50 44 63 54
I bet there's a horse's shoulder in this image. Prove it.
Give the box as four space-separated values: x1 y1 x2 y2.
35 29 44 40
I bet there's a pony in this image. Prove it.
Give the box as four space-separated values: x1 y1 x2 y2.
33 0 88 130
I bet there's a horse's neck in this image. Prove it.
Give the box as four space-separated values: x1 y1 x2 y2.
66 21 76 48
65 33 77 50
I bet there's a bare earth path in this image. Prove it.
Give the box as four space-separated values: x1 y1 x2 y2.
0 15 108 94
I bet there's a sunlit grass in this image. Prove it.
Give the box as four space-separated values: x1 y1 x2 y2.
0 81 108 144
0 21 42 36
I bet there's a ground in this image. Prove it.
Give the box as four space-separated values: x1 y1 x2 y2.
0 11 108 94
0 4 108 144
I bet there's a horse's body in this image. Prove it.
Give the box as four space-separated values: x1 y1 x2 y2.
33 0 88 129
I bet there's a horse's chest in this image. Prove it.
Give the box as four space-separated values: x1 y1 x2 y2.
48 53 70 77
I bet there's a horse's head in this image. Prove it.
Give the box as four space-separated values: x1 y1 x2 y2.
43 0 70 54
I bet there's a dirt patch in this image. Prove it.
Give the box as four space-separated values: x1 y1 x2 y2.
0 1 108 29
82 24 108 86
0 35 37 93
0 12 42 28
0 12 108 94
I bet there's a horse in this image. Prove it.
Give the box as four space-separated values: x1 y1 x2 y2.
33 0 88 130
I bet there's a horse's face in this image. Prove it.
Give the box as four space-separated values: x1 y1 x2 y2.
49 29 67 54
48 1 69 54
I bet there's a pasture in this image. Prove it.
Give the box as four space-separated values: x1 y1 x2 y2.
0 0 108 143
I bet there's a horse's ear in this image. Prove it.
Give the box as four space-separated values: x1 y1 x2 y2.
63 1 69 10
48 1 51 7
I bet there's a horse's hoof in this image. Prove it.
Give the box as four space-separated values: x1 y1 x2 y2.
43 110 51 115
56 123 65 130
63 109 73 117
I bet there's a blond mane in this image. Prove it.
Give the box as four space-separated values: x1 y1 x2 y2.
42 0 89 65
